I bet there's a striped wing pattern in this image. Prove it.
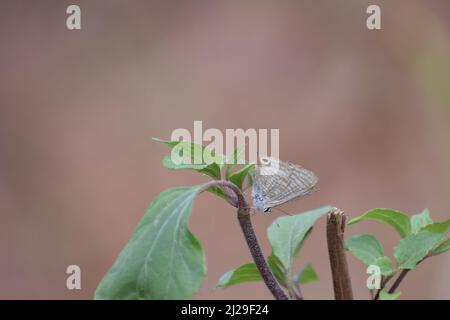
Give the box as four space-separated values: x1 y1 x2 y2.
252 157 318 212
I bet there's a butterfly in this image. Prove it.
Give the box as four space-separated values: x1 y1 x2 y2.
251 156 318 213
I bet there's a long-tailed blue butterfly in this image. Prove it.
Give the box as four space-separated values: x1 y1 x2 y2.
251 156 318 213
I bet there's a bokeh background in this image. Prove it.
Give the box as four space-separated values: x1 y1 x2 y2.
1 0 450 299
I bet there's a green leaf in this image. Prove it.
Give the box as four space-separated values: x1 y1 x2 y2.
297 263 319 284
162 154 207 170
373 256 394 276
215 263 262 288
225 145 246 179
267 206 332 272
348 208 411 238
215 255 287 289
345 234 393 275
425 219 450 256
199 163 222 180
152 137 179 148
244 168 254 190
267 254 287 287
431 237 450 255
229 164 255 189
379 288 401 300
422 219 450 234
216 206 331 291
206 185 227 198
410 209 433 234
394 231 445 269
154 138 225 179
162 155 221 179
345 234 384 265
95 186 205 300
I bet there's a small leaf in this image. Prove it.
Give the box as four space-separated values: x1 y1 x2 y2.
372 256 394 276
162 155 222 179
199 163 222 180
244 168 254 190
152 137 179 148
216 263 262 288
297 264 319 284
225 145 246 179
431 238 450 256
267 206 332 272
154 138 225 177
162 154 208 170
206 185 228 199
345 234 384 265
394 231 445 269
410 209 433 234
422 220 450 234
426 219 450 256
95 186 205 300
348 208 411 238
229 164 255 189
345 234 394 276
216 256 287 289
267 254 287 287
379 288 401 300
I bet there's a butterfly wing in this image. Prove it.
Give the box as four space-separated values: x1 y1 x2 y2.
252 158 318 211
264 161 318 208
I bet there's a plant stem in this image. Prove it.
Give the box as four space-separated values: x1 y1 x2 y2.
201 180 289 300
374 270 409 300
373 275 392 300
374 256 428 300
388 269 410 294
238 210 289 300
288 280 304 300
326 208 354 300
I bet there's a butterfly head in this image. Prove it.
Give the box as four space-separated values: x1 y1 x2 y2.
263 207 272 214
251 184 270 213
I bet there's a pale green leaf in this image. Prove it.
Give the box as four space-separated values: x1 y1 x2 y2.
379 288 401 300
373 256 394 276
422 220 450 234
267 254 287 287
394 231 445 269
215 255 287 289
410 209 433 234
297 263 319 284
431 238 450 256
154 138 225 178
225 145 246 179
348 208 411 238
345 234 393 275
215 263 262 288
345 234 384 265
229 164 255 189
267 206 332 272
95 186 205 299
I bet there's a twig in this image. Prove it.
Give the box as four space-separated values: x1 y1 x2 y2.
288 280 304 300
326 208 354 300
374 270 410 300
374 256 428 300
201 180 289 300
373 275 392 300
388 269 410 294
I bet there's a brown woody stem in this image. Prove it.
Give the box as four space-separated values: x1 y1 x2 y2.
326 208 354 300
201 180 289 300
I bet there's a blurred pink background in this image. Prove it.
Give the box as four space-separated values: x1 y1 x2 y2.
1 0 449 299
